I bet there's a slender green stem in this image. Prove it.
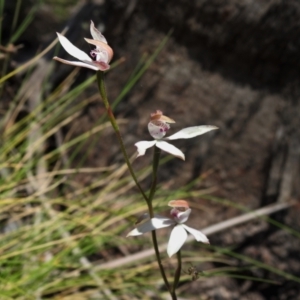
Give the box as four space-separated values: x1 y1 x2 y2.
96 71 148 202
151 230 172 293
148 146 161 209
172 250 182 293
147 146 176 298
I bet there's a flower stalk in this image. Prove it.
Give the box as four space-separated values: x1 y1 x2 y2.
96 71 148 202
148 146 161 208
173 250 182 293
148 146 174 295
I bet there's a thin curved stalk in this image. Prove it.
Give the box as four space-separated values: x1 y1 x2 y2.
148 147 176 298
96 71 148 202
172 250 182 293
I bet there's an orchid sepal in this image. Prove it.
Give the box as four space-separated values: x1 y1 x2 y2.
182 224 210 243
167 225 188 257
90 20 107 43
155 141 185 160
127 217 174 237
165 125 218 141
135 141 157 157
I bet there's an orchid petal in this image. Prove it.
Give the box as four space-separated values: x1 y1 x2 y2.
56 33 93 63
166 125 218 140
84 38 114 63
135 213 164 225
148 122 169 139
174 208 191 224
167 225 188 257
127 217 174 237
53 57 99 71
135 140 157 157
155 141 185 160
182 224 210 243
90 20 107 43
93 60 110 71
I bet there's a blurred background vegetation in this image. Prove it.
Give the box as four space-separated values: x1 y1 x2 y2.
1 0 300 299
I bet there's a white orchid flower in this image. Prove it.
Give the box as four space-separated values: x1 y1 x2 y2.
53 20 113 71
135 110 218 160
127 200 209 257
